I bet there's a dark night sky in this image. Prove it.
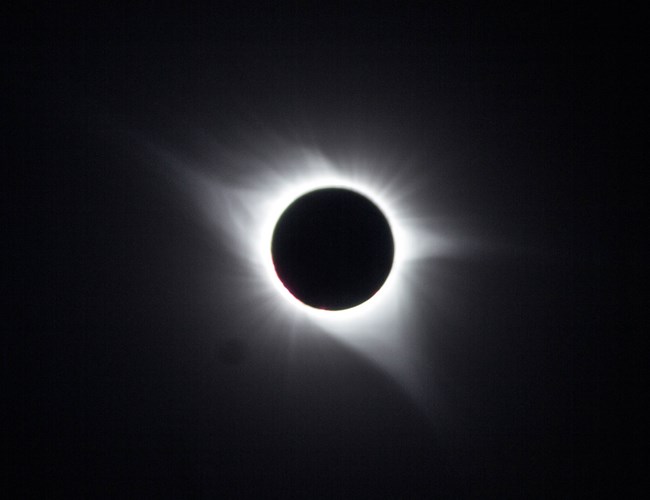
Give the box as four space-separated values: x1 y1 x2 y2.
6 3 640 498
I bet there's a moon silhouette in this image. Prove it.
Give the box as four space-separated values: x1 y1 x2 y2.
271 187 394 310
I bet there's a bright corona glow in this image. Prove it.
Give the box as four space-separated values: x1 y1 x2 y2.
170 144 462 411
238 151 445 327
263 182 401 318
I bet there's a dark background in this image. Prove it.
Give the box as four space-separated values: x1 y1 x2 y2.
6 3 640 497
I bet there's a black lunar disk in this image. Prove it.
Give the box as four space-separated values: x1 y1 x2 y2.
271 188 394 310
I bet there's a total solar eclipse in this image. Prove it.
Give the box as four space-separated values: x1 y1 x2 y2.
271 188 394 310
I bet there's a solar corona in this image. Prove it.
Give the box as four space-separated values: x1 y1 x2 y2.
175 147 456 408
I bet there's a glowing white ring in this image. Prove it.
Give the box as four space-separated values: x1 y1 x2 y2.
242 154 423 325
264 183 399 314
